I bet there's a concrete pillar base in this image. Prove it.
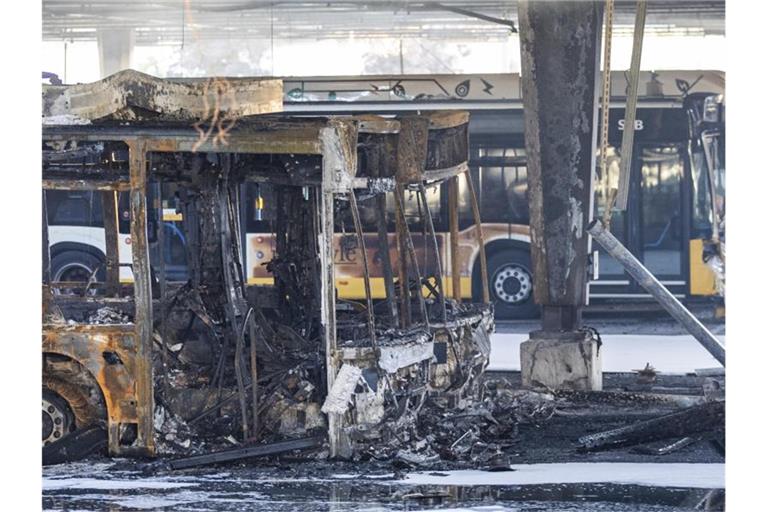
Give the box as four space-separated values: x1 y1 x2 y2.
520 332 602 391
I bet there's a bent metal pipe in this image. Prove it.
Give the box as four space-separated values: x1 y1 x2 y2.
588 219 725 367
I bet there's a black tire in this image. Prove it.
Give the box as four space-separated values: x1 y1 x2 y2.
476 249 539 320
50 250 104 295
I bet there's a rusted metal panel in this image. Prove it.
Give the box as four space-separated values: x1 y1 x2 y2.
42 324 143 455
42 69 283 123
518 0 602 316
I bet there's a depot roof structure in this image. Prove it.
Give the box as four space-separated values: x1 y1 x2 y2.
43 0 724 44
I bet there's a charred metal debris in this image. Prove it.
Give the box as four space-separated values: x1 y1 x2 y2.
42 72 495 466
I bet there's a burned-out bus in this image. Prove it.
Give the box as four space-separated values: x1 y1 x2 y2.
42 71 492 461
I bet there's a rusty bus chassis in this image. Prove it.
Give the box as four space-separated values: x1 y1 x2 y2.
41 71 493 465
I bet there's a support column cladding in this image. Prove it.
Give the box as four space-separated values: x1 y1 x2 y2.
97 29 134 78
518 0 603 390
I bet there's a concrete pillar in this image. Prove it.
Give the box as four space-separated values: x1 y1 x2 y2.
518 0 603 390
97 29 134 78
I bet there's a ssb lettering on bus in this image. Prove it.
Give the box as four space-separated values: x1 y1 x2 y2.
618 119 644 131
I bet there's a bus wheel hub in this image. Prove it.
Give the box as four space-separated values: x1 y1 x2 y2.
43 393 73 445
493 264 532 304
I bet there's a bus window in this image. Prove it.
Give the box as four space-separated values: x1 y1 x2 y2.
640 145 684 277
452 169 473 230
708 135 725 217
690 151 712 236
475 148 528 225
46 191 102 227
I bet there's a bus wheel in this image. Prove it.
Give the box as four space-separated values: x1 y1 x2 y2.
42 376 100 442
42 389 76 446
50 251 102 295
483 250 538 320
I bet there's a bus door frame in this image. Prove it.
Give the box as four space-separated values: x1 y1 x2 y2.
629 140 691 296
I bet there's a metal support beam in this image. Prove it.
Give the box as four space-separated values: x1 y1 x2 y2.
101 191 120 297
464 169 489 304
319 124 353 459
518 0 602 332
448 176 461 301
127 139 155 455
393 186 412 327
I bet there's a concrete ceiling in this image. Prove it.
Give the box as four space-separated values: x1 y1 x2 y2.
43 1 725 45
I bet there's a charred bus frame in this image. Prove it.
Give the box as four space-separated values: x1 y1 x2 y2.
42 78 492 460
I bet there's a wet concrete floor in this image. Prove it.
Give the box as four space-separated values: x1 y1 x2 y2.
43 459 724 511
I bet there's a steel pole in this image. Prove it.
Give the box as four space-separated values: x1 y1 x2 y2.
588 219 725 366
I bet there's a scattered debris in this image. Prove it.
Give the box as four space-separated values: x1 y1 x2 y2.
577 400 724 452
42 426 107 466
168 436 326 470
87 307 131 325
634 363 658 385
322 364 363 415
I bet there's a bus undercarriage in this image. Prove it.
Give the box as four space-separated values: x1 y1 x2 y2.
42 71 493 462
